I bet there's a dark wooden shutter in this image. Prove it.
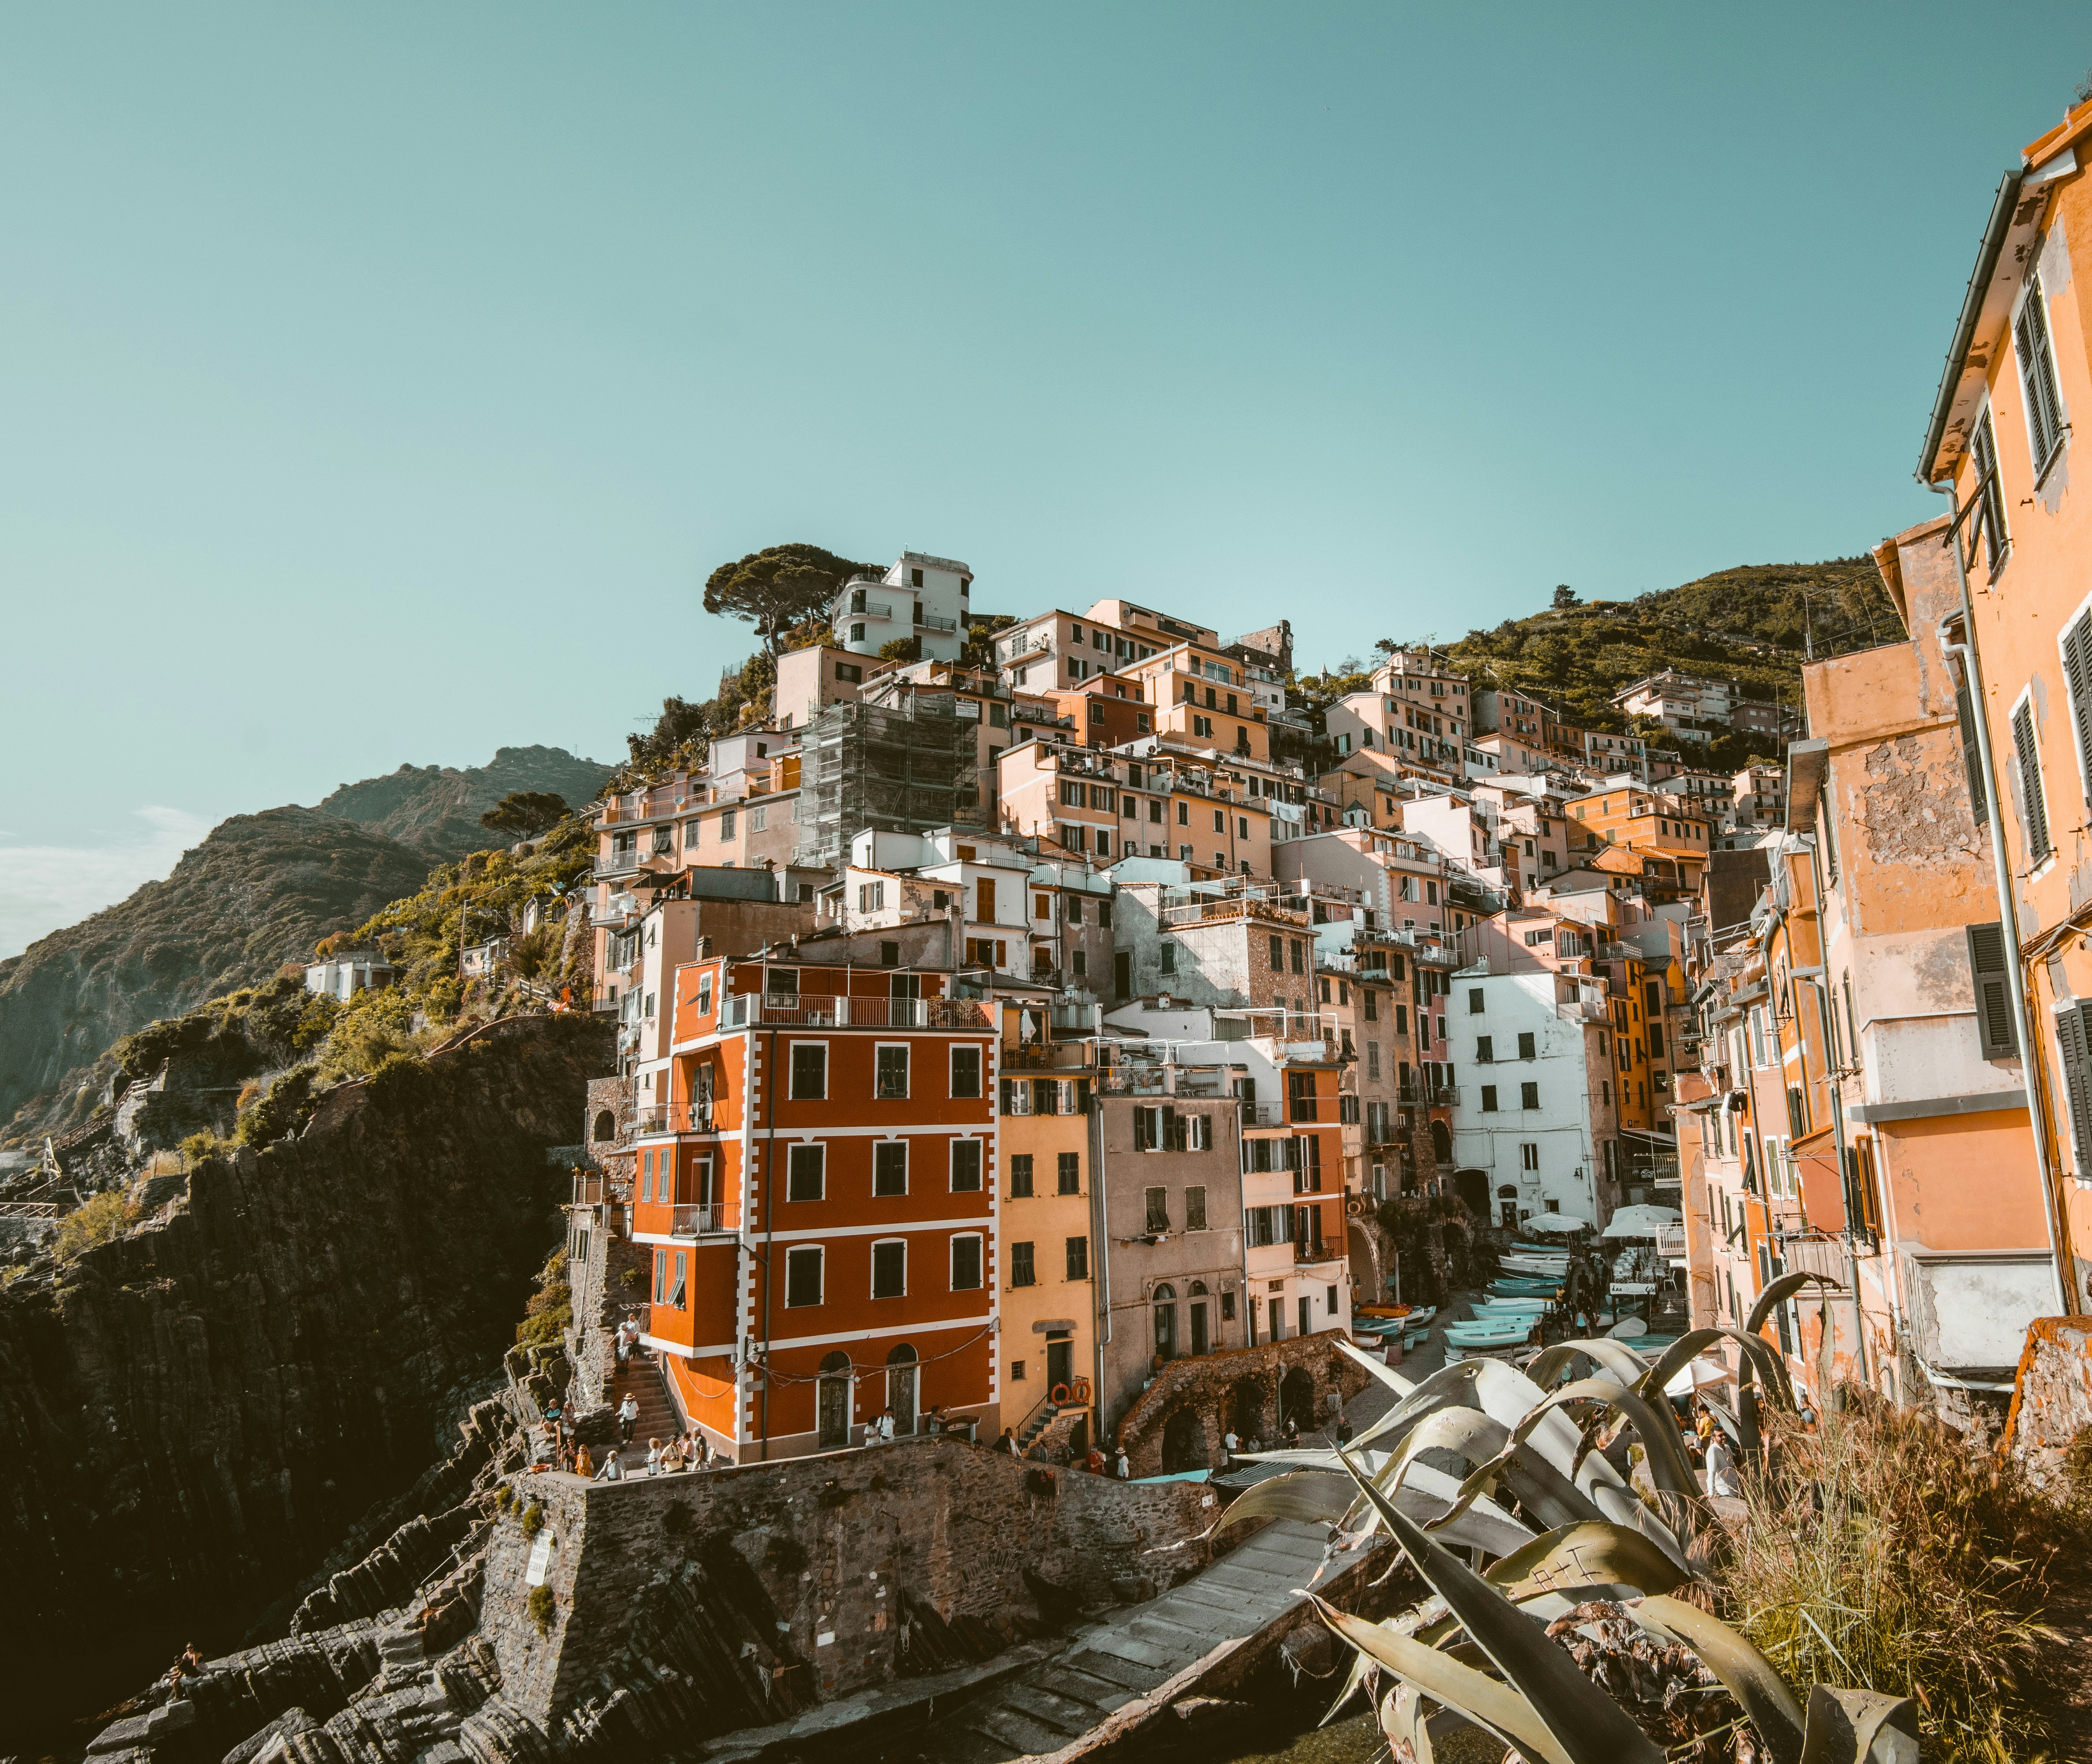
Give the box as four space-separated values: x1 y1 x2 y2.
2012 700 2052 861
2056 1002 2092 1171
1964 923 2018 1059
2064 617 2092 808
2017 283 2066 466
1952 662 1988 823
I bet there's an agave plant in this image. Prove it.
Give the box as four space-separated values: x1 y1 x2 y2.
1218 1274 1918 1762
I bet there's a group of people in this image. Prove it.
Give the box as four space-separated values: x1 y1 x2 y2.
612 1311 644 1368
532 1408 718 1481
1080 1443 1132 1479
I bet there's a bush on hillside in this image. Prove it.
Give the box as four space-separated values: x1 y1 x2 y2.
52 1191 138 1263
232 1065 318 1147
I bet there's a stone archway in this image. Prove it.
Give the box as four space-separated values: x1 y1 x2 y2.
1161 1405 1208 1472
1348 1220 1383 1304
1230 1378 1268 1445
1453 1169 1489 1219
1431 1120 1452 1164
1279 1367 1316 1436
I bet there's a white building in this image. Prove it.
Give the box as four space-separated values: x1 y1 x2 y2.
303 951 396 1001
1448 966 1618 1231
831 551 974 660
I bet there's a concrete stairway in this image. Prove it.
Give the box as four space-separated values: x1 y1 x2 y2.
910 1518 1348 1761
604 1353 680 1463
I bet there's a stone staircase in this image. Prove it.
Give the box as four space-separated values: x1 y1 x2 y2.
909 1517 1359 1761
604 1353 681 1464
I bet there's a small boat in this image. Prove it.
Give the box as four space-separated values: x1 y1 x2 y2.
1488 1280 1559 1297
1473 1299 1550 1314
1354 1304 1430 1320
1443 1323 1538 1349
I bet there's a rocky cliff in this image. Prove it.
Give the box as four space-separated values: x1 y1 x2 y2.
0 1012 611 1752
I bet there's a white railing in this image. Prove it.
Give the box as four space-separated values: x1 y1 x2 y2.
719 994 990 1030
1656 1223 1688 1260
671 1204 731 1236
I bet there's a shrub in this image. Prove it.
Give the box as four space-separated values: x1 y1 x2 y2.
520 1503 544 1538
495 1485 515 1513
233 1065 318 1147
365 1051 430 1106
1724 1394 2070 1760
52 1191 138 1263
179 1132 222 1167
527 1584 554 1634
289 993 340 1053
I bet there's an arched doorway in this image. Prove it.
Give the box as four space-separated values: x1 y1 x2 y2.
1497 1183 1520 1231
1279 1367 1316 1437
1152 1284 1177 1364
1430 1120 1452 1164
1188 1281 1210 1356
1453 1169 1489 1218
1161 1405 1207 1472
886 1344 918 1435
1229 1378 1267 1445
817 1351 852 1450
592 1110 616 1143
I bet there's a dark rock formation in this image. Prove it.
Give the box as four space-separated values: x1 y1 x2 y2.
0 1012 612 1752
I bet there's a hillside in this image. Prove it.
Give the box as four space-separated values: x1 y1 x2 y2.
315 744 613 859
1438 557 1894 768
0 809 433 1140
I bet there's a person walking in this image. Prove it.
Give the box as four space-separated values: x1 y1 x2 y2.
618 1393 640 1445
995 1427 1019 1457
1705 1432 1741 1498
1222 1428 1240 1469
1084 1444 1106 1475
876 1408 896 1445
1114 1445 1130 1480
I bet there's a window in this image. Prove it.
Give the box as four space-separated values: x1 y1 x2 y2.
876 1044 910 1098
790 1043 827 1100
1520 1081 1539 1109
1098 900 1113 929
2012 696 2053 862
871 1240 906 1298
1480 1084 1499 1112
1468 987 1485 1013
1213 808 1225 833
787 1144 825 1202
2057 1002 2092 1173
1291 939 1305 974
1185 1185 1208 1231
1009 1153 1034 1196
1966 923 2018 1059
1520 1142 1539 1171
1951 653 1988 824
1011 1241 1036 1286
1159 941 1177 975
1057 1152 1081 1194
1517 1031 1536 1060
951 1234 982 1291
1177 800 1190 825
950 1139 982 1191
949 1044 982 1098
1144 1186 1170 1232
1363 988 1378 1022
785 1245 823 1308
874 1140 908 1196
1969 408 2009 576
1475 1035 1494 1063
836 660 863 684
719 809 737 841
1066 1236 1089 1280
2016 273 2067 474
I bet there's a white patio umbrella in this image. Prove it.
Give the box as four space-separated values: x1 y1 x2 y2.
1602 1203 1683 1240
1662 1354 1733 1399
1525 1211 1592 1235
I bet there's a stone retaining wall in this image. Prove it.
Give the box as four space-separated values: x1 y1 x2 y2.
1112 1330 1371 1478
482 1434 1219 1731
2003 1313 2092 1489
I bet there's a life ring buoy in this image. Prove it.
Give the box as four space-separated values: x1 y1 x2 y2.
1050 1383 1072 1405
1070 1377 1091 1403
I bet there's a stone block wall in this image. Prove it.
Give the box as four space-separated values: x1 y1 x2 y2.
1112 1330 1371 1477
2003 1314 2092 1490
482 1434 1218 1730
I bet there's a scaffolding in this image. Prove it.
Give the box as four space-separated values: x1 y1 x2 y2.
793 696 983 870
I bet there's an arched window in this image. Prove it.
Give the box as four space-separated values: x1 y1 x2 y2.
816 1352 852 1449
592 1109 616 1143
819 1350 851 1374
1189 1280 1207 1296
1497 1184 1519 1199
1153 1285 1177 1360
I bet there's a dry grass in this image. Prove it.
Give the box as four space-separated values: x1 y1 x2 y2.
1722 1390 2070 1761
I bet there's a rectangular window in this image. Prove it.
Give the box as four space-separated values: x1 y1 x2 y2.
1520 1142 1539 1171
951 1234 982 1291
950 1139 982 1191
784 1245 822 1308
1185 1185 1208 1231
1144 1186 1169 1232
1480 1085 1498 1112
2013 697 2053 862
1291 939 1305 974
790 1043 828 1100
950 1044 982 1098
1057 1151 1081 1194
871 1240 906 1298
787 1144 825 1202
1970 408 2009 576
2062 609 2092 809
1159 942 1177 975
653 1247 666 1303
1517 1031 1536 1060
874 1140 908 1196
1066 1235 1089 1280
2017 274 2067 473
1520 1081 1539 1109
876 1044 910 1098
1009 1153 1034 1197
1475 1035 1493 1063
1011 1240 1036 1287
1468 987 1485 1013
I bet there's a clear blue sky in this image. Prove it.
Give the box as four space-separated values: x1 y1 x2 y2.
0 5 2079 955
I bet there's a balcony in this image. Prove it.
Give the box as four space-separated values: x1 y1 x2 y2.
1656 1222 1688 1261
1287 1097 1321 1123
1239 1100 1285 1127
669 1203 735 1237
1557 997 1609 1024
1002 1042 1098 1072
1293 1238 1337 1264
632 1105 717 1135
844 597 896 621
720 993 990 1030
916 612 959 633
594 852 644 878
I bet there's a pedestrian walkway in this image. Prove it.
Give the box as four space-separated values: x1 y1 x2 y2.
605 1353 679 1463
906 1518 1363 1762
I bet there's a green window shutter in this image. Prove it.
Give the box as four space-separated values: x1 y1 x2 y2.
1964 923 2018 1060
2017 280 2066 467
2012 700 2052 862
2056 1002 2092 1172
1952 662 1987 824
2064 615 2092 807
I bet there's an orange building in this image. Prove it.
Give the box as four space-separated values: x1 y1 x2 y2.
632 953 998 1460
1563 784 1713 896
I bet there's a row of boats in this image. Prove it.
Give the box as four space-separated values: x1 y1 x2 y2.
1352 1244 1681 1357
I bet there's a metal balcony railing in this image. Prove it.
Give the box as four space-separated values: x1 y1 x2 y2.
1239 1100 1284 1126
844 597 895 620
670 1203 734 1237
1292 1238 1336 1264
719 993 989 1030
632 1105 717 1135
1655 1223 1687 1259
916 612 959 632
594 853 643 878
1287 1097 1320 1123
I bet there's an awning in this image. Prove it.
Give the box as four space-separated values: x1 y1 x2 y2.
1526 1212 1593 1235
1662 1354 1733 1399
1604 1204 1683 1239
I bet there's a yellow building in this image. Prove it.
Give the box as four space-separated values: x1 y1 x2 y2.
995 1004 1100 1457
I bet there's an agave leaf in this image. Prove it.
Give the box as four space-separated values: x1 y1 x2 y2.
1528 1337 1653 1390
1383 1682 1436 1764
1214 1468 1357 1529
1746 1270 1838 1335
1398 1460 1539 1556
1632 1593 1806 1764
1633 1324 1794 1415
1334 1448 1666 1764
1501 1443 1615 1532
1796 1687 1920 1764
1516 1377 1703 1504
1315 1598 1574 1764
1337 1333 1416 1398
1489 1521 1691 1604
